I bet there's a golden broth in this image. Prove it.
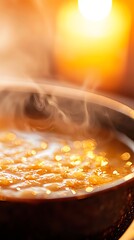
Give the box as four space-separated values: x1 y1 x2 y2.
0 129 133 200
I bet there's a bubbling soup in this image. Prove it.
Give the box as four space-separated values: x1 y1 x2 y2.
0 129 133 200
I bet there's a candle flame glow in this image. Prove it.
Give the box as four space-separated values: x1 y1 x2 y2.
78 0 112 21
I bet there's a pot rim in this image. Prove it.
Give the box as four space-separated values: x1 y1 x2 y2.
0 78 133 116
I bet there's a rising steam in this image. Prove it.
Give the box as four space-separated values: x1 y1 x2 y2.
0 79 116 150
0 81 92 137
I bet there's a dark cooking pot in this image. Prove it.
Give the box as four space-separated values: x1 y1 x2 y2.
0 81 133 240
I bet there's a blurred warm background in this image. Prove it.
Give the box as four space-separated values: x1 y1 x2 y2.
0 0 133 99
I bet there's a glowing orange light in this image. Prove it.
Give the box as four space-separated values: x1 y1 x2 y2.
78 0 112 22
55 1 131 91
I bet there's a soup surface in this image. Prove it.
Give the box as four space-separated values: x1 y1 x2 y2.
0 130 133 200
